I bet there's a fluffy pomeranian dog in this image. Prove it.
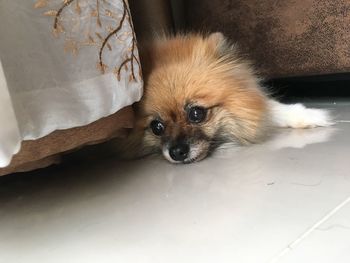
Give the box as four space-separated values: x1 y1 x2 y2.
117 32 332 164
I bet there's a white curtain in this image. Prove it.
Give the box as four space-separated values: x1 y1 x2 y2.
0 0 143 167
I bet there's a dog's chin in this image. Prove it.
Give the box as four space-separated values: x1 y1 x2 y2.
162 142 210 164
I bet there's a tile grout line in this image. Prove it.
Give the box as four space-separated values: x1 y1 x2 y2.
267 195 350 263
337 120 350 123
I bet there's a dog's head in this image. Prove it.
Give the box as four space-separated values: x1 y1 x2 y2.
136 33 270 163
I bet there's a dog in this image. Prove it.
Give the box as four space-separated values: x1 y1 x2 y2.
116 32 333 164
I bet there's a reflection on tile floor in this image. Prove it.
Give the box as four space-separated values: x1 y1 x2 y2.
0 102 349 263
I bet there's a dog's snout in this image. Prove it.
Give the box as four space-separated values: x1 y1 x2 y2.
169 143 189 161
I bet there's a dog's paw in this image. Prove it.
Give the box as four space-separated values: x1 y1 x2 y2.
270 101 334 129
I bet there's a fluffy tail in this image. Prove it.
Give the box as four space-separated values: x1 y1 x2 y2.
269 100 334 128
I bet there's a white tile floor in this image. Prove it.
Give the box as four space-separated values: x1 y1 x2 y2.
0 101 349 263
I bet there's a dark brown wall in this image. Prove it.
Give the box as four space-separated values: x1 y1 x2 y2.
129 0 174 40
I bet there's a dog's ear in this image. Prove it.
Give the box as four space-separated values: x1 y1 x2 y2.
207 32 229 55
208 32 225 44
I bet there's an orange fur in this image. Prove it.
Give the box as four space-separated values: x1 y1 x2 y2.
119 33 273 162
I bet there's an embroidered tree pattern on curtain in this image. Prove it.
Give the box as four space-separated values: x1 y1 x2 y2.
34 0 142 82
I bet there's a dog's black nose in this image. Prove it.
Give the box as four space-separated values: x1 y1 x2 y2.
169 143 189 161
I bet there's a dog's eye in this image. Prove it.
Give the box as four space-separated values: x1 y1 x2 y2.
188 106 207 123
150 120 165 136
